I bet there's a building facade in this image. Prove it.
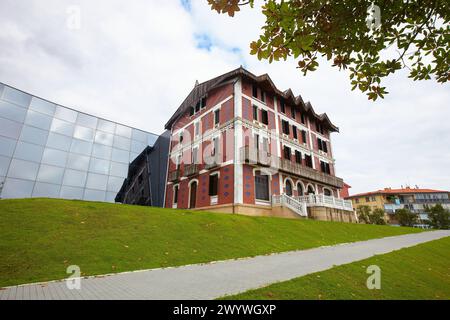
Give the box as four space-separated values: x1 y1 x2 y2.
346 187 450 224
0 82 163 202
164 67 354 221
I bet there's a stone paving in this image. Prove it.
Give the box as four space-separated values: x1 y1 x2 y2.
1 230 448 300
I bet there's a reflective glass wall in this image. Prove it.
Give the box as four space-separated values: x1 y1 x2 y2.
0 82 159 202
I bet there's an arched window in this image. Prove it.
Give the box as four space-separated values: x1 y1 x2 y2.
297 183 304 196
324 188 332 196
285 180 293 196
307 185 315 195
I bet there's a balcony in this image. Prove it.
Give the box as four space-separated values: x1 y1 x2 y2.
168 170 180 182
204 154 222 170
184 164 199 177
241 146 273 167
297 194 353 211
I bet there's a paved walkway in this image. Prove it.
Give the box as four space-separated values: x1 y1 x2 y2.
1 230 449 300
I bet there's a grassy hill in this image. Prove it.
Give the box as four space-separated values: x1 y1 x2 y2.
0 198 423 287
223 237 450 300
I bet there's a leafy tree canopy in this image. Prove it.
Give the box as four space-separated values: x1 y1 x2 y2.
207 0 450 100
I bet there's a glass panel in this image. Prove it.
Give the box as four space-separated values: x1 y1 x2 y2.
131 140 147 154
0 136 17 157
92 143 112 160
25 109 53 130
113 135 131 151
46 132 72 152
66 153 90 171
74 125 94 141
54 106 77 123
29 97 56 116
37 164 65 184
1 178 34 198
94 131 114 146
0 100 27 122
8 159 39 180
60 186 83 199
0 117 23 139
0 155 11 176
19 125 49 146
76 113 97 129
109 161 128 178
86 173 108 190
147 133 158 146
41 148 68 167
129 152 139 162
70 139 92 156
32 182 60 198
132 129 147 143
2 86 32 108
115 124 132 138
106 192 117 203
97 119 116 133
50 118 75 136
63 169 87 188
13 141 44 163
89 157 110 175
107 176 124 192
83 189 106 202
111 148 129 163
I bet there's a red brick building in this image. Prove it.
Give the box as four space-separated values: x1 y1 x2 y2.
164 67 354 221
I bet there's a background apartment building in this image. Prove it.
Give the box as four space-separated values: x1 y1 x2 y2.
164 67 354 221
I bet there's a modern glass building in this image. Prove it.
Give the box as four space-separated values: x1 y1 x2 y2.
0 82 160 202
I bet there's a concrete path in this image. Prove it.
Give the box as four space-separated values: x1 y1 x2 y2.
1 230 449 300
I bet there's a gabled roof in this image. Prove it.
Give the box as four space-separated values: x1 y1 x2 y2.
164 66 339 132
346 188 450 199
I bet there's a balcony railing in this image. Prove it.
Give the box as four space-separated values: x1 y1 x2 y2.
240 146 344 189
184 163 199 177
204 154 222 170
168 170 180 182
241 146 272 167
297 194 353 211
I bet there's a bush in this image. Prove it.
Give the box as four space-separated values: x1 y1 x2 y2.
395 208 418 227
426 204 450 230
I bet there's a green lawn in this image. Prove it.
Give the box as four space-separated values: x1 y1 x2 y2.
223 237 450 300
0 198 423 287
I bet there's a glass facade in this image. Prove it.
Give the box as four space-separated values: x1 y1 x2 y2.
0 83 159 202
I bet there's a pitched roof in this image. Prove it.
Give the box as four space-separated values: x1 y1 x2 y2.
346 188 450 199
164 66 339 132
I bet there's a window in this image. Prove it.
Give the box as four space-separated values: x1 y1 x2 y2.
320 161 331 174
280 99 285 113
291 106 296 119
252 84 258 98
173 185 179 204
209 173 219 196
292 126 298 139
301 130 307 143
282 120 290 135
255 171 269 201
253 105 258 121
305 154 313 168
192 147 198 164
283 146 291 160
301 113 306 124
214 109 220 126
295 150 302 164
261 110 268 125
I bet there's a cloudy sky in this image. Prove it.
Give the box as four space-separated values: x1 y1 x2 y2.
0 0 449 194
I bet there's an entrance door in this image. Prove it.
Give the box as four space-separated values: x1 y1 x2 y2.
189 181 197 208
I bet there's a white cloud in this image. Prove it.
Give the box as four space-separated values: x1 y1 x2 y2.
0 0 449 194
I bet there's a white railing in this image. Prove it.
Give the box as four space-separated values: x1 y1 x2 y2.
297 194 353 211
272 194 308 217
